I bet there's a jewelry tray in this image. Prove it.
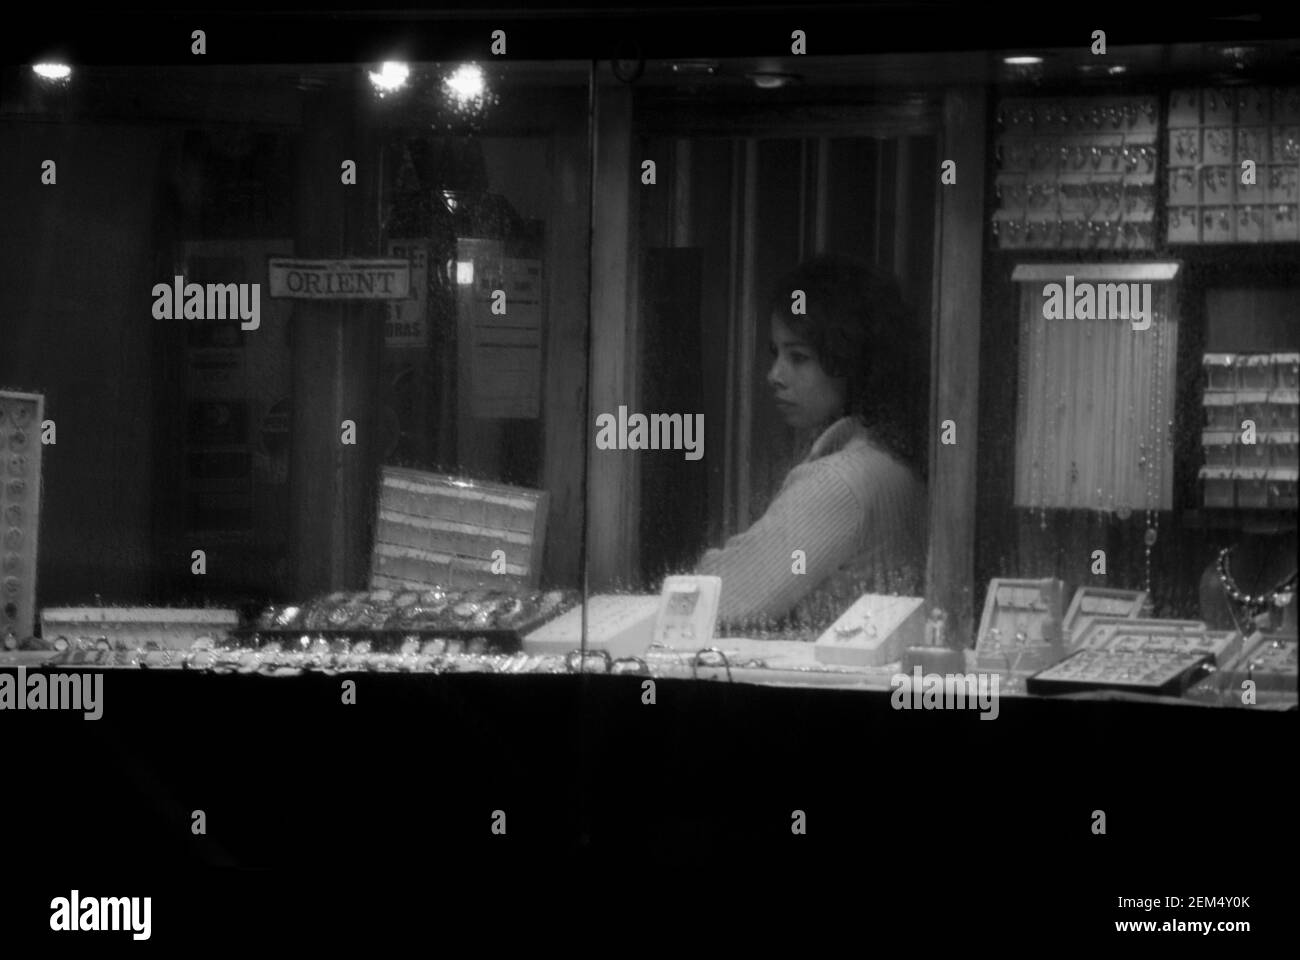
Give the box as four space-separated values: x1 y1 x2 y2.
232 613 578 656
241 589 580 654
1026 649 1216 697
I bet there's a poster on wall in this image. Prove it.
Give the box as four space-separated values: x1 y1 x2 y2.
385 240 429 348
455 238 543 420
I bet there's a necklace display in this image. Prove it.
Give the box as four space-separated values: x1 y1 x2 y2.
1016 271 1177 603
1215 545 1298 621
1029 299 1048 529
1141 295 1168 596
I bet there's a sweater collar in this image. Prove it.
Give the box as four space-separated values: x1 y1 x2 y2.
805 415 866 462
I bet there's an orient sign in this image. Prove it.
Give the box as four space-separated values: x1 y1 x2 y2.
267 259 411 300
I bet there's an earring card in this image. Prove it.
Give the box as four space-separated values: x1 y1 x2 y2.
977 577 1066 647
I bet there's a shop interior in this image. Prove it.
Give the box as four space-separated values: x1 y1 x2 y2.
2 38 1298 706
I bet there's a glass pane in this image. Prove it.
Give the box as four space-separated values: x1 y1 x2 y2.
0 60 592 623
593 55 940 669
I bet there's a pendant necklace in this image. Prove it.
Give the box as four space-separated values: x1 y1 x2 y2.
1215 545 1298 633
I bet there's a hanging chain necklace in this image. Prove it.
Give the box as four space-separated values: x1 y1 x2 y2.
1142 301 1165 595
1215 545 1298 618
1035 302 1049 529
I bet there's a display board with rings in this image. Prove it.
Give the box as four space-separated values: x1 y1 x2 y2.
0 391 44 645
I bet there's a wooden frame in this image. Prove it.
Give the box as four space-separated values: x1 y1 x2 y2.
586 79 641 590
926 85 986 640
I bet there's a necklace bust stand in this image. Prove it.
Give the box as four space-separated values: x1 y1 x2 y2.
1198 527 1299 636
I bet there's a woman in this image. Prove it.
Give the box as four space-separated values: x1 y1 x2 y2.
695 254 929 632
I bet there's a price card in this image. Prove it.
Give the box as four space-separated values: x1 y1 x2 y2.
652 576 721 649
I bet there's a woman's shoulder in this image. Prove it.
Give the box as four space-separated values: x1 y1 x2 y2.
805 421 924 507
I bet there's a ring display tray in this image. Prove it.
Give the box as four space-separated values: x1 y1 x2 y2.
370 467 549 592
1071 617 1238 664
1217 634 1298 692
231 625 529 655
1026 648 1215 696
39 607 240 651
247 588 576 655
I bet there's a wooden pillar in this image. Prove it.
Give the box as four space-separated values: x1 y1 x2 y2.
586 79 640 590
289 80 384 597
540 128 593 588
926 85 986 643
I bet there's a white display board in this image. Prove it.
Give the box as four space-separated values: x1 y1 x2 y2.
813 593 926 667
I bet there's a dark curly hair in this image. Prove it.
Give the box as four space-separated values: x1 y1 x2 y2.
765 253 930 477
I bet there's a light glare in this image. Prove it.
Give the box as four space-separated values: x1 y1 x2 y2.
445 64 486 106
32 63 72 81
368 61 409 93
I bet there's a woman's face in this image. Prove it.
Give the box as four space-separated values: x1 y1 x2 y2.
767 314 848 431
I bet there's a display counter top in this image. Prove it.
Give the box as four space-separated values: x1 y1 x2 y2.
4 633 1295 708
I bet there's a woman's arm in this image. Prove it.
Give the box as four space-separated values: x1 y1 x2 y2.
696 461 866 624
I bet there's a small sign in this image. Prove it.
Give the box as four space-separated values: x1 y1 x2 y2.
652 575 721 648
385 242 428 347
267 259 411 300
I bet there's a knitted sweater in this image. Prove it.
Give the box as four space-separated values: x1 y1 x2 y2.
696 416 927 631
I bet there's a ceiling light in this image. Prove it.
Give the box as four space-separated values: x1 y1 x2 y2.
368 61 409 94
671 61 719 76
32 63 72 82
748 72 799 90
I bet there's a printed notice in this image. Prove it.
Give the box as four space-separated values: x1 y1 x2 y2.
457 240 543 420
385 241 429 348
